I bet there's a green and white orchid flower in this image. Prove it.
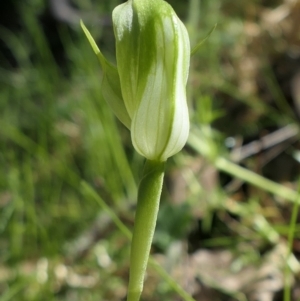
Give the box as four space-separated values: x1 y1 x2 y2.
81 0 190 162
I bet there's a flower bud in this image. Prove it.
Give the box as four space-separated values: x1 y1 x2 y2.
81 0 190 162
113 0 190 161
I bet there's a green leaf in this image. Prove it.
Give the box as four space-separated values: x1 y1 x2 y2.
80 20 131 128
191 24 217 56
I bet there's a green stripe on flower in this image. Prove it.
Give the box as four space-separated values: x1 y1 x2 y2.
113 0 190 161
82 0 190 161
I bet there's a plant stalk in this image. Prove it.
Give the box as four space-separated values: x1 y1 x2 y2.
188 129 298 203
127 159 165 301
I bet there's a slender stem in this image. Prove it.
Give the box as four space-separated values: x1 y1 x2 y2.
284 180 300 301
188 130 298 203
215 157 297 202
81 181 197 301
127 159 165 301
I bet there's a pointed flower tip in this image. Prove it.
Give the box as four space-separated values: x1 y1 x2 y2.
80 20 100 56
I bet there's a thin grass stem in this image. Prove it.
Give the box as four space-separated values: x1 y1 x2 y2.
283 180 300 301
188 129 298 203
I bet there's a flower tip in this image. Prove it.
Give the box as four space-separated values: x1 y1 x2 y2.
80 20 100 56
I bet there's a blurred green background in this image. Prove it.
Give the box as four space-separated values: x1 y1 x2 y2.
1 0 300 300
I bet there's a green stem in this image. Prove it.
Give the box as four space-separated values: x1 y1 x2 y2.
283 180 300 301
215 157 297 202
81 181 197 301
127 160 165 301
188 129 298 203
